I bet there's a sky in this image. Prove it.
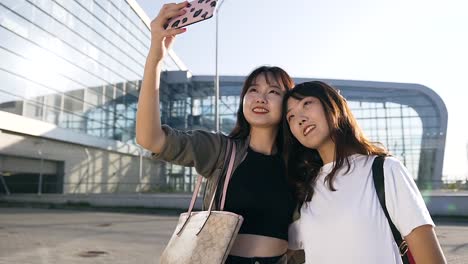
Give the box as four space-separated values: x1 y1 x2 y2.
136 0 468 181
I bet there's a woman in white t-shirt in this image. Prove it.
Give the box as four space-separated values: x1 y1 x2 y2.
282 81 446 264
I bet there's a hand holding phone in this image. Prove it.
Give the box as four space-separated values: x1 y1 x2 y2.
164 0 217 29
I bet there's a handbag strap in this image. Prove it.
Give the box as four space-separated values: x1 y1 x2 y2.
220 142 236 211
187 140 237 214
372 156 411 264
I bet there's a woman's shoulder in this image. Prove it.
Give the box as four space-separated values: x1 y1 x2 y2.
347 153 374 166
351 154 402 167
381 155 405 170
346 154 405 177
372 155 412 181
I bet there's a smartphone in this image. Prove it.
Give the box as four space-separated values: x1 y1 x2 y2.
164 0 217 29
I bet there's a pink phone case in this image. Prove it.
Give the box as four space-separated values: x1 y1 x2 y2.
164 0 217 29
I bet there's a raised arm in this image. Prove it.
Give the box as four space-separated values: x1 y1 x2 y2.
136 2 187 153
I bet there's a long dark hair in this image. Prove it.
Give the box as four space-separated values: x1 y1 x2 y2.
229 66 294 149
282 81 388 204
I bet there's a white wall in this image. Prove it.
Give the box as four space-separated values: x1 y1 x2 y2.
0 112 166 194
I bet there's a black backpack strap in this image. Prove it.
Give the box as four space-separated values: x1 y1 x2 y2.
372 156 411 264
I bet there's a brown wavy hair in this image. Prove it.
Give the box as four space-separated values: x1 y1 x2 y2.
229 66 294 150
282 81 388 204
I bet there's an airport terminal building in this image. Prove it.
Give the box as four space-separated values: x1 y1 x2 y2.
0 0 447 195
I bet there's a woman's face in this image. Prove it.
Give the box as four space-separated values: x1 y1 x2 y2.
286 96 333 151
243 73 285 129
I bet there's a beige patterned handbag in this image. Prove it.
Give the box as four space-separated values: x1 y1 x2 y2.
160 141 243 264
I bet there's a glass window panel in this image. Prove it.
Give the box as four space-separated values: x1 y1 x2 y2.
73 0 147 62
115 84 124 99
0 69 30 99
0 91 23 115
85 88 101 105
0 28 107 89
60 112 84 131
54 0 148 73
24 99 44 120
98 0 149 49
126 81 139 97
63 93 83 113
45 106 60 124
91 1 148 57
44 94 62 108
105 85 114 99
0 6 126 85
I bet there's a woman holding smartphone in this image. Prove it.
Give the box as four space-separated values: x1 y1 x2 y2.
283 81 446 264
136 2 296 263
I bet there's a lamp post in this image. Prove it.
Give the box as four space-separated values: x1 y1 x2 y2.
215 0 227 132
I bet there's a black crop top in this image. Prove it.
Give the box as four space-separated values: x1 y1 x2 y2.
223 147 296 241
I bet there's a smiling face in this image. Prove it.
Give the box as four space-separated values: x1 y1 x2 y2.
242 73 285 129
286 96 335 152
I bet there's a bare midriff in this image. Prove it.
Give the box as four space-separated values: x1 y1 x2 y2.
228 234 288 257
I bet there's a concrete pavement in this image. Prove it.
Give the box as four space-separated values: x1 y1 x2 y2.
0 207 467 264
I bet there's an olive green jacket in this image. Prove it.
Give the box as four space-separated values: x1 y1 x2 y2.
151 125 250 210
151 125 305 264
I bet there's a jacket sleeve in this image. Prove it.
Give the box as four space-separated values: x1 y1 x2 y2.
150 125 226 178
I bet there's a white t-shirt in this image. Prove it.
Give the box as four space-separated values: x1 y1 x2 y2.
288 154 434 264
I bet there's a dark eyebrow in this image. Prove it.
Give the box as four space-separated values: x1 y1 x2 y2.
249 83 281 88
270 85 285 94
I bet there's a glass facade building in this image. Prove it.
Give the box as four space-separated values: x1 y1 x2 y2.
0 0 183 143
0 0 185 194
0 0 447 194
160 74 447 191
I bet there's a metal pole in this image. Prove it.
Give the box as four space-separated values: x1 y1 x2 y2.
0 152 10 195
0 174 10 195
215 0 226 132
84 148 90 194
139 149 143 193
38 149 43 195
